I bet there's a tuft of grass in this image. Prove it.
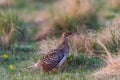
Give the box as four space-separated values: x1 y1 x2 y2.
93 39 120 80
96 21 120 53
0 10 26 49
69 33 96 57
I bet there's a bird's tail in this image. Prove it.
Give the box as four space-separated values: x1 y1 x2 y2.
27 61 41 69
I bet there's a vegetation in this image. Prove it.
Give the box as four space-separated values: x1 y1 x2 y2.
0 11 26 49
0 0 120 80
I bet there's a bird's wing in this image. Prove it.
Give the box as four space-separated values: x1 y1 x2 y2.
40 49 64 72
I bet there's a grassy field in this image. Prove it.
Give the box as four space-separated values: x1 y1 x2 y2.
1 0 120 80
0 41 104 80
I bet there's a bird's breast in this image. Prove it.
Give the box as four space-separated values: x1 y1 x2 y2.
57 54 68 67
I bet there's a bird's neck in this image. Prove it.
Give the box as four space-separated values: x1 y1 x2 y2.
60 38 68 46
58 37 69 53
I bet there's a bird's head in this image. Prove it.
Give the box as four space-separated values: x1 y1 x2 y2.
61 31 72 40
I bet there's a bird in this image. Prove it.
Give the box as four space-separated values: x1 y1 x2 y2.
29 31 72 72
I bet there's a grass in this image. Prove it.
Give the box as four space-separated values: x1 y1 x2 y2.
93 39 120 80
0 38 103 80
0 10 26 49
0 37 104 80
0 45 103 80
0 69 91 80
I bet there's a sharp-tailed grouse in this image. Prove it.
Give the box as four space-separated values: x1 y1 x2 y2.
31 31 72 72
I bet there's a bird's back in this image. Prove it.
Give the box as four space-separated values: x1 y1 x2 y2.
40 48 64 72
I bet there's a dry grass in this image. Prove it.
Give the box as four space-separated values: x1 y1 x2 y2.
0 12 17 48
93 20 120 79
0 26 16 48
69 33 95 57
94 58 120 80
68 17 120 56
0 11 25 48
93 40 120 80
96 17 120 47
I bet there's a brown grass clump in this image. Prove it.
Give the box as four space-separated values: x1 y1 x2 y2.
69 33 95 57
96 18 120 48
0 11 26 48
0 26 16 48
93 40 120 80
96 27 114 46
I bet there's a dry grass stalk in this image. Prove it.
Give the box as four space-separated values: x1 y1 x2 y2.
97 39 113 64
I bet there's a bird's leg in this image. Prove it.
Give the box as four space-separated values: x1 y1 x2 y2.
52 67 59 73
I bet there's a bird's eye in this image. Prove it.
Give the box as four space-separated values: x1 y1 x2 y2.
65 35 68 37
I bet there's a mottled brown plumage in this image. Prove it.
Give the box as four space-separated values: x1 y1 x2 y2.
32 32 72 72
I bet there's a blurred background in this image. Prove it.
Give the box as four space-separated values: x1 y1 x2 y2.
0 0 120 48
0 0 120 80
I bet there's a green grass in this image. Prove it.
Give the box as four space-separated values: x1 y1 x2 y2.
0 67 92 80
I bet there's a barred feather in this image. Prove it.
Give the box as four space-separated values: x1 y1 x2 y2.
40 49 64 72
